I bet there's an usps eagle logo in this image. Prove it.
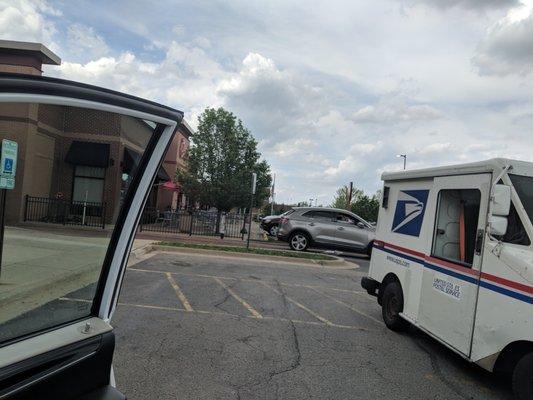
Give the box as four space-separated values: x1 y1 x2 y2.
391 190 429 237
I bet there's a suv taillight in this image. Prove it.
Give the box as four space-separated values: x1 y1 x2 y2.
280 216 289 225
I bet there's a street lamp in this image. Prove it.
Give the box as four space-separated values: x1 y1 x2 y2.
397 154 407 170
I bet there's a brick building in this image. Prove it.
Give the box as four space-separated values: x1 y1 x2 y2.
0 40 190 227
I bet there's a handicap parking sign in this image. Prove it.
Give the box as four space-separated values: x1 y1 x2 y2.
4 158 13 174
0 139 18 189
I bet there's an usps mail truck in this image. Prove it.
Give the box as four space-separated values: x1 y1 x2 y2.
361 158 533 400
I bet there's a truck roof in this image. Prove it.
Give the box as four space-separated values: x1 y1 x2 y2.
382 158 533 181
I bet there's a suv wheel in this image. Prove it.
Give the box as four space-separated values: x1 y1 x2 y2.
381 281 409 332
269 224 279 237
289 232 309 251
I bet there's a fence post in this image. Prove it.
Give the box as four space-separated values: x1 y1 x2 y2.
189 210 194 236
101 202 106 229
24 194 28 222
63 201 67 225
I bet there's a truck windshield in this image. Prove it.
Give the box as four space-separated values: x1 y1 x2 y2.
509 174 533 224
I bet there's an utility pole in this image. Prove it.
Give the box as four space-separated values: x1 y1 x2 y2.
246 172 257 250
347 181 353 210
270 173 275 215
397 154 407 170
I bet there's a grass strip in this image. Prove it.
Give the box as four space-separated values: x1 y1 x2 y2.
157 241 335 261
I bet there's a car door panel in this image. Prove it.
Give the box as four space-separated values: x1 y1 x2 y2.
0 74 183 399
1 332 115 400
334 214 369 249
335 222 368 249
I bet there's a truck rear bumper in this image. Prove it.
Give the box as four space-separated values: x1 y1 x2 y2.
361 276 380 297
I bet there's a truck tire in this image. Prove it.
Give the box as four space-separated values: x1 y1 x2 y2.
512 352 533 400
289 232 309 251
381 281 409 332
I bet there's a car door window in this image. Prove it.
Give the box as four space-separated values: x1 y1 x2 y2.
304 210 335 221
0 102 157 345
336 213 356 224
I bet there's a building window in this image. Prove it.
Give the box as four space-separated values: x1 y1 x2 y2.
72 165 105 203
432 189 481 266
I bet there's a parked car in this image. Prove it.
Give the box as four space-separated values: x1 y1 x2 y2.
260 209 294 236
277 207 375 253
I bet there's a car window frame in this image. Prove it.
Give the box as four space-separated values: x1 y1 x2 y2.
0 74 182 349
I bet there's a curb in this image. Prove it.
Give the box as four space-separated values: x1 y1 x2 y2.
149 244 359 269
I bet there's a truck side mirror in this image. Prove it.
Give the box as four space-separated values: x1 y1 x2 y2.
489 184 511 237
489 216 508 236
492 184 511 217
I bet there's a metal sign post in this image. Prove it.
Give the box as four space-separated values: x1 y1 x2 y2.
246 173 257 250
0 139 18 277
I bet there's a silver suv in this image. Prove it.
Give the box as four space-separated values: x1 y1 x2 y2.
277 207 375 254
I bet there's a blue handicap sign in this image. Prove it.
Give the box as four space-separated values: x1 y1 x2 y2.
4 158 13 174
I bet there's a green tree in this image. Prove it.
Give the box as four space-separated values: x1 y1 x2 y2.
351 192 380 222
331 186 363 210
177 107 272 212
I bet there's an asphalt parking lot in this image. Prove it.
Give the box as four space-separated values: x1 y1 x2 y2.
87 250 512 400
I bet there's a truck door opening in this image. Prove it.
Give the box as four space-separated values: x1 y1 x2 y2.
432 189 481 266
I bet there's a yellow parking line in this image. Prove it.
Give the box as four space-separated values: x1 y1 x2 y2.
213 277 263 319
60 297 373 331
309 287 382 325
166 272 194 312
128 267 365 295
259 281 334 326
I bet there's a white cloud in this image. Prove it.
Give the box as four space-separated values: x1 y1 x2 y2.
404 0 519 10
473 1 533 75
66 24 109 60
6 0 533 204
353 102 442 123
0 0 57 43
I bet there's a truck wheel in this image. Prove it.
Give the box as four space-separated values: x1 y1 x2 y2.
289 232 309 251
381 281 409 332
512 352 533 400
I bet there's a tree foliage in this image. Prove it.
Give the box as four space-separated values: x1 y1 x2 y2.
177 107 272 211
331 186 380 222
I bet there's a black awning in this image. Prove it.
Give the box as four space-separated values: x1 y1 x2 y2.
122 147 141 175
156 166 171 181
65 141 110 168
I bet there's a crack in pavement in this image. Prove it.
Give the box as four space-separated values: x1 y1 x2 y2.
412 335 472 400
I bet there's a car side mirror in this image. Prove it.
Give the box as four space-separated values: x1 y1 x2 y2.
489 184 511 237
357 222 365 229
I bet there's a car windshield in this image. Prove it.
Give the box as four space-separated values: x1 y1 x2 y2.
509 174 533 225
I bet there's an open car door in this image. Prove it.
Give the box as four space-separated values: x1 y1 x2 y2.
0 74 182 399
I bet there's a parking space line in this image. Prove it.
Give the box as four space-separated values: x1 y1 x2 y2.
259 281 334 326
60 297 373 331
213 277 263 319
309 287 382 325
166 272 194 312
128 267 365 295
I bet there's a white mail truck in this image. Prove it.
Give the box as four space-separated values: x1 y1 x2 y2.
362 158 533 400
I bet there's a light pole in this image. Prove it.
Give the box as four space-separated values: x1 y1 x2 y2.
397 154 407 170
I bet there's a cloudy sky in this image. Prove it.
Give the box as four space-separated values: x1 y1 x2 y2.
1 0 533 204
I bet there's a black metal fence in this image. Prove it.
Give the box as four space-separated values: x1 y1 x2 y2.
24 195 106 229
139 207 247 238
